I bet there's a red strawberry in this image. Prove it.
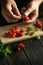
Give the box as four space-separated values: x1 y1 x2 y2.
12 32 16 37
35 20 42 28
13 26 19 30
7 31 13 37
23 16 30 21
18 32 24 37
11 29 17 33
20 28 26 33
18 43 25 49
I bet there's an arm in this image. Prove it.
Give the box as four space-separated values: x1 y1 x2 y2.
38 0 43 4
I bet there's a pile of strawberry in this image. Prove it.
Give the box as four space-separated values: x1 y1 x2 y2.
6 26 26 37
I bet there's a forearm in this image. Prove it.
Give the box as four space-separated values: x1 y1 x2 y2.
33 0 43 5
38 0 43 4
38 0 43 3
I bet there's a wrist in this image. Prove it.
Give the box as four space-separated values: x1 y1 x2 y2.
33 0 43 5
37 0 43 4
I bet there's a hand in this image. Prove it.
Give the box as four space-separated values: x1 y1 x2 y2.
21 1 40 23
1 0 21 23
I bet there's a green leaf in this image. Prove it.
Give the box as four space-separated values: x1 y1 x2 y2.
27 24 35 35
5 46 12 53
21 15 24 19
28 30 35 35
0 40 12 56
35 35 41 40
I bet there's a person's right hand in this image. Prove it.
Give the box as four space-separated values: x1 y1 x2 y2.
1 0 21 23
21 1 40 23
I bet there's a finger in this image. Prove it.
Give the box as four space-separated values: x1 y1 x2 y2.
6 16 18 23
20 7 26 15
24 7 34 16
2 13 18 23
26 13 38 23
6 12 17 20
30 9 38 20
31 15 38 22
12 3 21 16
31 11 38 22
6 6 21 20
8 9 21 20
29 10 36 19
24 10 38 23
9 19 18 23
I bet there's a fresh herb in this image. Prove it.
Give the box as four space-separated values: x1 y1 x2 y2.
35 35 41 40
21 15 24 19
0 41 12 56
27 24 35 35
35 28 41 31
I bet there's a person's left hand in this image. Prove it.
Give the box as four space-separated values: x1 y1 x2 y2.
21 0 40 23
1 0 21 23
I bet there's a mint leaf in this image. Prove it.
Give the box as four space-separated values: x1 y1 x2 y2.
4 46 12 54
0 40 12 56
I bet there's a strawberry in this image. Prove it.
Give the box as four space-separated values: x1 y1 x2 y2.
18 43 25 49
23 16 30 21
20 28 26 33
16 31 19 36
12 32 16 37
11 29 17 33
12 26 19 34
18 32 24 37
13 26 19 30
35 20 42 28
12 28 19 33
7 31 13 37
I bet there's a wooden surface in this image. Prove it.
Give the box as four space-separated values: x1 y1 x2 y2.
0 18 43 44
0 37 43 65
0 18 43 65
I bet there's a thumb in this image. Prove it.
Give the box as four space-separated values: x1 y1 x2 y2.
12 4 21 16
24 7 34 16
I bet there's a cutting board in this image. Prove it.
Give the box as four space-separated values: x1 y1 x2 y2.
0 18 43 45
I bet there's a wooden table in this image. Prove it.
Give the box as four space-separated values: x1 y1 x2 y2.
0 37 43 65
0 18 43 65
